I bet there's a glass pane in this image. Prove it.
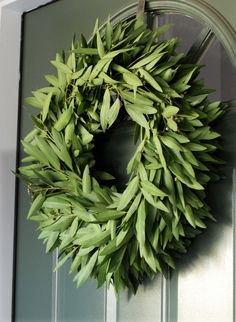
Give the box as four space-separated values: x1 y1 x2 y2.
156 13 203 54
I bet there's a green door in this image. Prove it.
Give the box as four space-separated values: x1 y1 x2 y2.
14 1 236 321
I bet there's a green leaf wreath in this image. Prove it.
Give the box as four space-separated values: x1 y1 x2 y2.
19 12 227 294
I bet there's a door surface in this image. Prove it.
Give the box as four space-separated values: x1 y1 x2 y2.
14 1 236 321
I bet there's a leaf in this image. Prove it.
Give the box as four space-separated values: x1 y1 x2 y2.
184 205 196 227
54 105 73 131
123 192 142 223
45 74 59 87
121 90 153 106
117 176 139 211
97 30 105 58
82 165 91 193
125 103 157 115
73 47 99 55
89 58 111 80
100 88 110 131
108 98 120 127
25 96 42 109
54 249 75 271
51 60 72 74
131 51 166 70
94 210 125 221
43 196 71 209
162 105 179 118
74 251 98 288
126 105 149 132
21 140 49 165
76 230 110 248
141 181 167 198
167 118 178 131
160 135 183 151
123 72 142 87
46 231 59 253
156 23 174 36
105 17 112 50
136 199 146 257
69 217 79 237
35 136 60 170
141 188 169 212
139 68 163 92
152 133 167 169
27 194 45 219
143 242 156 272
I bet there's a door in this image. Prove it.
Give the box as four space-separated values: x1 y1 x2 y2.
14 1 236 321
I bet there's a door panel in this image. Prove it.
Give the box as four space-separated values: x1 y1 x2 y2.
15 0 134 321
15 1 236 321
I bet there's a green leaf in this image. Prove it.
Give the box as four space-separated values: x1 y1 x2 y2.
82 165 91 194
136 199 146 257
167 118 178 131
126 105 149 132
89 58 111 80
141 188 169 212
46 231 59 253
125 103 157 115
28 194 45 219
100 88 110 131
156 23 174 36
43 196 71 209
123 72 143 87
25 96 42 109
54 105 73 131
131 51 166 70
105 17 112 50
123 192 142 223
141 181 167 198
45 74 59 87
51 60 72 74
21 140 49 165
160 135 183 151
94 210 125 221
74 251 98 288
117 176 139 211
139 68 163 92
162 105 179 118
108 98 120 127
176 181 185 209
152 133 167 169
76 230 110 248
73 47 99 55
184 205 196 227
54 249 75 271
143 242 157 272
35 136 60 170
96 30 105 58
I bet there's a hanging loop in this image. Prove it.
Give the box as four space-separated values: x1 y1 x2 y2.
136 0 146 17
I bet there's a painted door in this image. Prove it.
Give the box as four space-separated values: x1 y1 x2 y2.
14 1 236 321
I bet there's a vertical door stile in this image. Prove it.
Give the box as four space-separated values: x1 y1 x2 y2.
51 249 59 322
105 286 117 322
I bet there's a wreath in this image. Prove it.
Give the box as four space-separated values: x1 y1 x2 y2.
19 10 227 295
